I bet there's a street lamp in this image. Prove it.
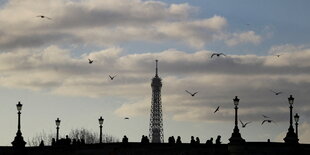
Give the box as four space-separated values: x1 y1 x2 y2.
229 96 245 144
294 113 300 138
284 95 299 143
99 116 104 143
55 118 61 141
11 101 26 148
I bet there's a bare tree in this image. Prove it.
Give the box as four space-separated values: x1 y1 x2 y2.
69 128 119 144
28 128 119 146
27 130 54 146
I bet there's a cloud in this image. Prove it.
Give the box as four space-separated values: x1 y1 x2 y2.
226 31 262 46
1 45 310 124
298 122 310 143
2 45 310 147
0 46 310 108
114 98 150 117
0 0 261 49
157 15 227 48
268 44 306 55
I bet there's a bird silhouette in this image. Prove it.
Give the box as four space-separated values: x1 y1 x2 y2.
275 54 281 57
109 75 117 80
211 53 226 58
262 115 270 118
185 90 198 97
124 117 129 120
37 15 52 20
214 106 220 113
270 89 283 95
262 119 276 125
88 59 94 64
239 119 251 128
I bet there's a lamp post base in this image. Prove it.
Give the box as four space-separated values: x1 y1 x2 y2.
229 127 245 144
284 127 298 144
12 136 26 148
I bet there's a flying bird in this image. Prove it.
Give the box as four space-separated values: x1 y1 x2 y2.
109 75 117 80
270 90 283 95
275 54 281 57
211 53 226 58
37 15 52 20
262 115 270 118
185 90 198 97
239 120 251 128
214 106 220 113
262 119 276 125
88 59 94 64
124 117 129 120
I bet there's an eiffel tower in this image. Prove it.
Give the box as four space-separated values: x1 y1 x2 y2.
149 60 164 143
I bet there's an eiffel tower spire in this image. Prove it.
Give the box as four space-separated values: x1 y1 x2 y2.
149 60 164 143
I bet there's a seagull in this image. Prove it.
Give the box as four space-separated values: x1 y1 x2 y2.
185 90 198 97
109 75 117 80
214 106 220 113
262 119 276 125
275 54 281 57
37 15 52 20
270 90 283 95
211 53 226 58
124 117 129 120
262 115 270 118
239 120 251 128
88 59 94 64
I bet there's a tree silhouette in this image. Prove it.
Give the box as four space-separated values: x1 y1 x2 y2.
28 128 119 146
69 128 119 144
27 130 53 146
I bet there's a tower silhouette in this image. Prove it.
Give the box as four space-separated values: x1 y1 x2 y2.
149 60 164 143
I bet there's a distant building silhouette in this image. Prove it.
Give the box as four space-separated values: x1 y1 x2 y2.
149 60 164 143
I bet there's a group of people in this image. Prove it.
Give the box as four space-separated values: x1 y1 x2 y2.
50 135 86 146
132 135 222 144
189 135 221 145
190 136 200 144
141 135 150 143
168 136 182 144
46 134 222 146
206 136 222 145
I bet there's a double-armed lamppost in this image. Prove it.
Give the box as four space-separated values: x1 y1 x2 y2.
294 113 300 138
55 118 61 141
283 95 299 143
99 116 104 143
12 101 26 148
229 96 245 144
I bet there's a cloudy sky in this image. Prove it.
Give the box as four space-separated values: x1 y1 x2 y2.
0 0 310 146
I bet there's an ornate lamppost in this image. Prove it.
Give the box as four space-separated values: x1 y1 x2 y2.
99 116 104 143
229 96 245 144
283 95 298 143
12 101 26 148
294 113 300 138
55 118 61 141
